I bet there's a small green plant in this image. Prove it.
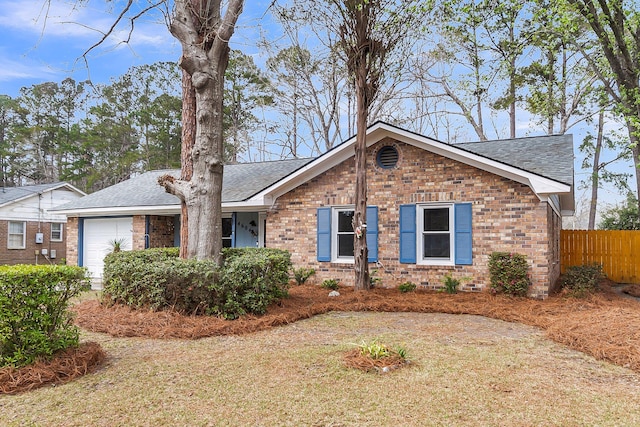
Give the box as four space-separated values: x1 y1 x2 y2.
292 267 315 285
398 281 417 293
108 237 128 253
321 278 339 290
560 263 604 297
394 344 408 360
370 269 382 287
359 339 390 359
440 273 471 294
488 252 531 296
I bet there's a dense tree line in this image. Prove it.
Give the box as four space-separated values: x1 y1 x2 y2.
4 0 638 232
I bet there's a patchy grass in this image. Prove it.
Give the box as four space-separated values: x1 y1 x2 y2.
1 312 640 426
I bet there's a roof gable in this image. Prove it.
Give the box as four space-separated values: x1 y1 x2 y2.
250 122 574 213
0 182 85 208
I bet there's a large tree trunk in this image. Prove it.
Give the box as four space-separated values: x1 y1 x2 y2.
158 0 243 264
179 69 196 259
353 69 369 291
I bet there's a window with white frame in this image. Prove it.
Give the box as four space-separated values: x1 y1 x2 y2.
333 208 355 261
8 221 26 249
51 223 63 242
317 206 378 264
417 204 454 265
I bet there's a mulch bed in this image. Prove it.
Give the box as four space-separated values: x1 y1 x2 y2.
73 281 640 374
622 284 640 298
343 348 409 373
0 342 106 395
7 280 640 394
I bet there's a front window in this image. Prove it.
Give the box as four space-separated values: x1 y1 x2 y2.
8 221 26 249
418 204 454 265
333 208 354 261
222 217 233 248
51 223 63 242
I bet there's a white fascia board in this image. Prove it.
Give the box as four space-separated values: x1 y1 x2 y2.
0 183 86 209
386 125 572 196
251 122 572 204
55 205 181 217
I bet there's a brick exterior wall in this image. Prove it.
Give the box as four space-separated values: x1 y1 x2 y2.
0 220 68 265
147 215 176 248
66 217 79 266
266 138 562 298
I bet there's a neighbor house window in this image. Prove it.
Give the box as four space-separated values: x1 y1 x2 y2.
8 221 26 249
222 217 233 248
400 203 472 266
51 223 63 242
317 206 378 263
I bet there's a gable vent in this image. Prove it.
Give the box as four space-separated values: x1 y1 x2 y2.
376 146 399 169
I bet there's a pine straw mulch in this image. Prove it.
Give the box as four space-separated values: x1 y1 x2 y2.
0 342 106 395
622 284 640 298
343 348 410 373
72 280 640 374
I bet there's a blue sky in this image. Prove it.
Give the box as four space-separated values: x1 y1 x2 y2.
0 0 276 97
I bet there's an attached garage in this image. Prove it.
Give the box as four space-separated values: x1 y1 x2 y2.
81 217 133 285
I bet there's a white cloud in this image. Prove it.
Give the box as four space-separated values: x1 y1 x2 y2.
0 54 57 83
0 0 173 51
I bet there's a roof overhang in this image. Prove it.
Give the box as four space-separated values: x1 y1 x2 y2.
248 122 574 214
0 182 87 209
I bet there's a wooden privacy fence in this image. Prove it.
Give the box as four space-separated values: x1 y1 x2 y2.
561 230 640 283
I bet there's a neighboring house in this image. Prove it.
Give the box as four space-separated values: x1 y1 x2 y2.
0 182 86 265
53 122 574 297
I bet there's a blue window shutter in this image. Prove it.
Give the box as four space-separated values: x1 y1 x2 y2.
366 206 378 263
455 203 473 265
317 208 331 262
399 204 416 263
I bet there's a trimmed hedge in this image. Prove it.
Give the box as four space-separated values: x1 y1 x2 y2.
102 247 292 319
0 265 89 368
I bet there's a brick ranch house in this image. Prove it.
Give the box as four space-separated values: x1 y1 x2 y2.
53 122 574 297
0 182 85 265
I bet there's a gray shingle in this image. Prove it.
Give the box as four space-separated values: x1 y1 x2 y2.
455 134 573 185
0 182 71 206
55 158 313 210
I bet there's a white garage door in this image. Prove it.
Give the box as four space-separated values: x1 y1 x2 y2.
83 217 133 285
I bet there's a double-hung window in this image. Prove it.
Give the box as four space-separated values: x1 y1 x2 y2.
8 221 26 249
51 223 63 242
400 203 472 265
418 204 454 265
317 206 378 263
334 208 355 261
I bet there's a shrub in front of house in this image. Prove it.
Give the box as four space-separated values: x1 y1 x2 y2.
102 247 291 319
559 263 604 297
488 252 531 297
0 265 89 367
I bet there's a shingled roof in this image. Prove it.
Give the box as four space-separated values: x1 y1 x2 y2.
455 134 573 186
52 158 313 212
0 182 84 207
53 122 574 216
